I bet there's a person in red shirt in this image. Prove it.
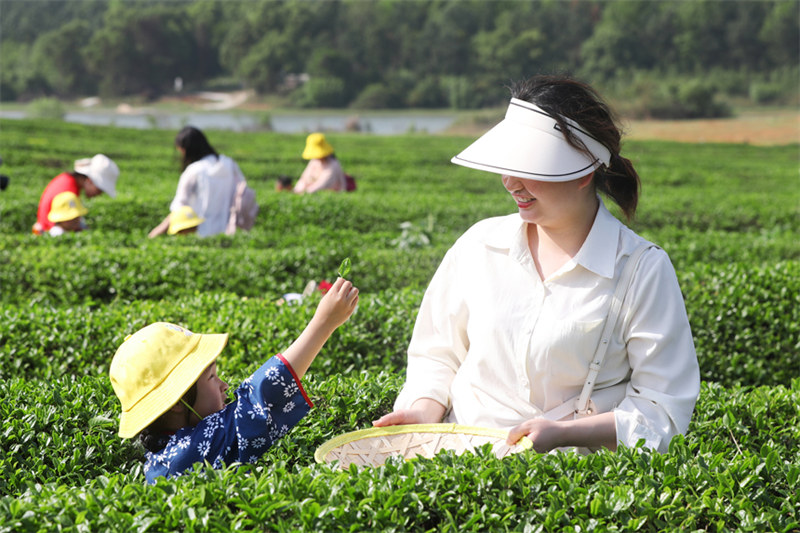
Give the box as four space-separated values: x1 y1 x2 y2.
34 154 119 234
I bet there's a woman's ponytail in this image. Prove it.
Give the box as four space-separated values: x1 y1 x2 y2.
595 153 640 221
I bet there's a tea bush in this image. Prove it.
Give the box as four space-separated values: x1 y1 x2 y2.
0 118 797 530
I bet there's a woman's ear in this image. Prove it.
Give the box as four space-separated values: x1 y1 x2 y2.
577 172 595 190
168 402 185 413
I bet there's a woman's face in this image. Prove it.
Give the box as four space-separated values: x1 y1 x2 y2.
191 362 229 420
501 174 592 228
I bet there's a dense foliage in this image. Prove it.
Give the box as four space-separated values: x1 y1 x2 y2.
1 0 798 113
0 118 798 530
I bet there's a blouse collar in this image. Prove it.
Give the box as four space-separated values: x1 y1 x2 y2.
481 198 621 279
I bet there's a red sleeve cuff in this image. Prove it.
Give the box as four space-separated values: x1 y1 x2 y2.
276 353 314 408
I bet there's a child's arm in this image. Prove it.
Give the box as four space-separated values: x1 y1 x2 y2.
281 277 359 379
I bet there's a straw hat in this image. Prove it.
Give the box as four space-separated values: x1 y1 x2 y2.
74 154 120 198
47 191 88 223
109 322 228 438
451 98 612 182
302 133 334 160
168 206 204 235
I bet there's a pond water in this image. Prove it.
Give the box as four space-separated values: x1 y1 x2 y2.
0 109 457 135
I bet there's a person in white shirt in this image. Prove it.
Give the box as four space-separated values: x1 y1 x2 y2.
149 126 248 238
373 75 700 455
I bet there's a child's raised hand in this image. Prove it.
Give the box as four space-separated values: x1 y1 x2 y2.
314 277 359 330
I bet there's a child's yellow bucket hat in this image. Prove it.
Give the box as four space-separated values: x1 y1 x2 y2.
302 132 334 160
48 191 88 223
168 205 204 235
109 322 228 438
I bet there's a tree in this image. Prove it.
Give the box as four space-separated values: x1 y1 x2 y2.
32 20 95 97
84 4 195 97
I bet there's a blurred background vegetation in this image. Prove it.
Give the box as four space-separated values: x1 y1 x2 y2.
0 0 797 118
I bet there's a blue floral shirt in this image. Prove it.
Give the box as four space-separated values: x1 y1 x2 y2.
144 354 312 484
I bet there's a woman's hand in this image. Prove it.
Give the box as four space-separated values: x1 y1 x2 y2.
372 398 446 427
507 412 618 452
507 418 565 453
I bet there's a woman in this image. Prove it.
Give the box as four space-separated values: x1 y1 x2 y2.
149 127 247 237
34 154 119 235
373 75 700 454
292 133 347 193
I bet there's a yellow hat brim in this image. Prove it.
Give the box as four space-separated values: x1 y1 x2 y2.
168 217 204 235
302 138 334 160
117 332 228 438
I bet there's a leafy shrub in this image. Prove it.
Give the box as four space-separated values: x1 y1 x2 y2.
0 118 797 531
291 77 348 108
27 98 66 120
349 83 405 109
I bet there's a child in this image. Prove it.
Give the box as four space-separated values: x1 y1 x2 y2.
167 205 204 235
41 191 88 235
109 277 359 483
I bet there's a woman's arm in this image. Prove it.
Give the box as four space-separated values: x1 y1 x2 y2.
292 160 315 193
373 398 447 427
506 412 617 452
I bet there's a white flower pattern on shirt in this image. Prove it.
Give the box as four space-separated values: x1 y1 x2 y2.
144 355 312 484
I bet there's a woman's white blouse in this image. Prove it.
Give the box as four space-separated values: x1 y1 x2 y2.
170 154 243 237
395 202 700 452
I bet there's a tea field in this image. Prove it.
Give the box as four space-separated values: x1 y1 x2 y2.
0 118 798 531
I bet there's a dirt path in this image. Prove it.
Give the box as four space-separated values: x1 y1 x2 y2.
624 110 799 145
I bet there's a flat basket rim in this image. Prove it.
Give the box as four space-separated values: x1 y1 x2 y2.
314 423 533 464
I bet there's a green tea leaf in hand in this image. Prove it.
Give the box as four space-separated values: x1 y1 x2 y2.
338 257 352 278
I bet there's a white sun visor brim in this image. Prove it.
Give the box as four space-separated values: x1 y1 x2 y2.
451 98 611 182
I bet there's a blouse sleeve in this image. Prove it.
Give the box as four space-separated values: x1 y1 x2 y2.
394 247 470 413
169 166 197 212
304 164 342 193
143 354 313 483
293 161 314 193
613 248 701 452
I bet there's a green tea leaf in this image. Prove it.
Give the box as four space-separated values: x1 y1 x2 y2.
337 257 351 278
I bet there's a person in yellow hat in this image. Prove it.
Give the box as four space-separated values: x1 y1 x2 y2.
292 132 348 193
166 205 204 236
34 154 119 235
44 191 89 236
110 276 359 484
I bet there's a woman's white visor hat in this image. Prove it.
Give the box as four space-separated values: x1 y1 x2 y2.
451 98 611 182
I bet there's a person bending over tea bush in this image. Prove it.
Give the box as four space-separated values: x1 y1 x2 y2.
110 277 358 483
45 191 88 236
33 154 119 235
166 205 204 236
374 75 700 455
149 126 250 238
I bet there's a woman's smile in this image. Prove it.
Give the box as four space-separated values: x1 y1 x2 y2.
512 194 536 208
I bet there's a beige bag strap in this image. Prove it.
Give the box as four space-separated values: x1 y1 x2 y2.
573 243 655 417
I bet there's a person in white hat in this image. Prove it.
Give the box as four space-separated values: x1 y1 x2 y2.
34 154 119 234
374 75 700 456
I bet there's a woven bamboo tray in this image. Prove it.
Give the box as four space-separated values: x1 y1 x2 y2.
314 423 532 469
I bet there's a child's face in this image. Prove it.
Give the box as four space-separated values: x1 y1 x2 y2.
58 217 83 232
192 362 229 419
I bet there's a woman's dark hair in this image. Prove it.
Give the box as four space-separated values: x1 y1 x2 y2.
175 126 218 171
510 75 640 220
139 383 198 453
